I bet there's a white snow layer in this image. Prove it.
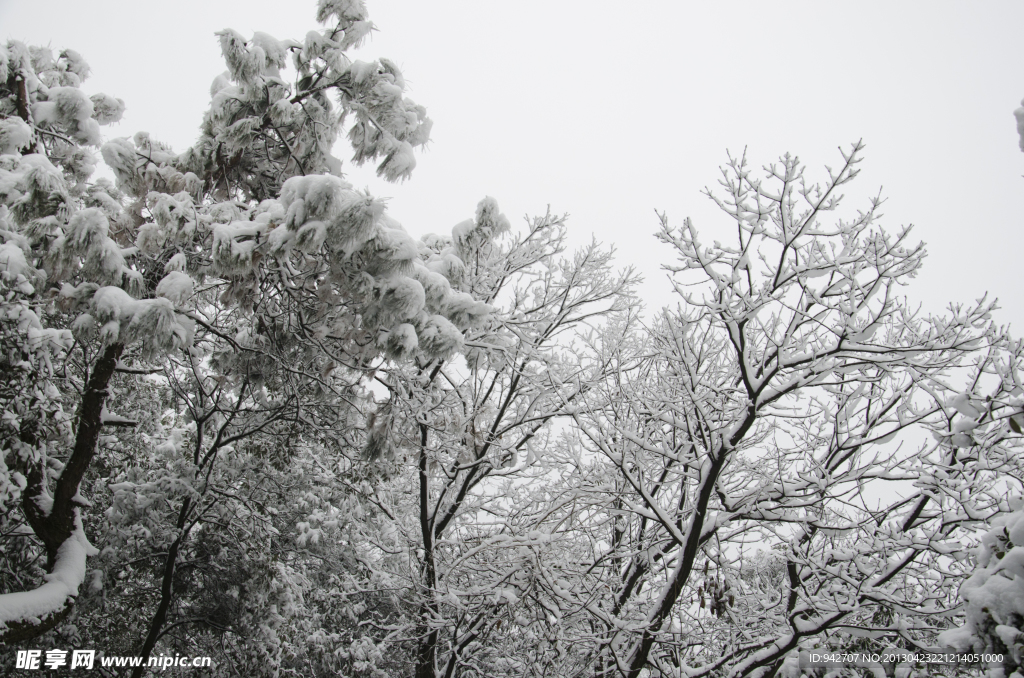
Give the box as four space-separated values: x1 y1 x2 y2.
155 270 194 305
0 118 33 155
1016 99 1024 152
0 241 34 281
938 503 1024 652
0 511 96 630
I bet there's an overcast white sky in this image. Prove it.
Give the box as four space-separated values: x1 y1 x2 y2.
3 1 1023 328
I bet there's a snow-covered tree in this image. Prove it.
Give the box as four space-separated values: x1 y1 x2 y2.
939 499 1024 678
5 2 1022 675
342 198 637 678
0 0 444 655
0 40 169 643
929 94 1024 678
566 144 1024 677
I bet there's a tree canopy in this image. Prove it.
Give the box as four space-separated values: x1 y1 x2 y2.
2 1 1023 677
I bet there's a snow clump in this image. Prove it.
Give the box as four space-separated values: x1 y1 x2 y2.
939 499 1024 675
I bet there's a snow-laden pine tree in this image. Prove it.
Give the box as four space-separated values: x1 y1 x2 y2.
0 0 470 662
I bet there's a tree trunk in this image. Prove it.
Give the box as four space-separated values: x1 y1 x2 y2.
132 498 192 678
0 342 123 644
415 423 438 678
624 453 725 678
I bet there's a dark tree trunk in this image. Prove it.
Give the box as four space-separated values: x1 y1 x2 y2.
1 343 124 644
132 498 192 678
